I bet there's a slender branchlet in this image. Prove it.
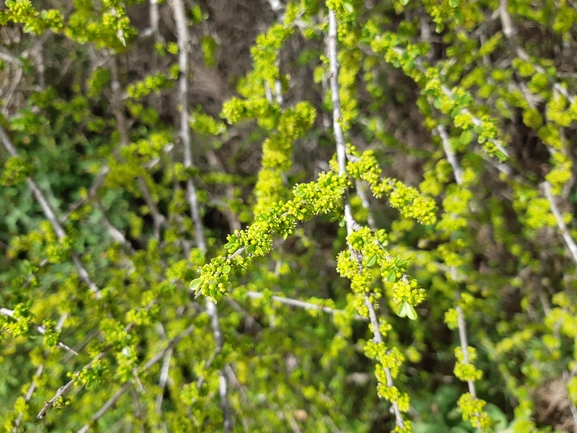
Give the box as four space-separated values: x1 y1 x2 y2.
436 115 486 429
328 9 405 430
171 0 231 430
244 290 368 321
542 181 577 265
11 314 69 433
75 325 195 433
109 57 166 237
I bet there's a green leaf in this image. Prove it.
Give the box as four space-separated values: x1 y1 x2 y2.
343 2 354 12
366 255 377 267
396 301 408 317
246 244 256 254
400 0 410 5
449 0 459 7
387 270 396 283
395 258 407 267
495 150 507 162
454 9 463 24
485 403 509 431
396 301 418 320
224 235 237 250
460 129 472 145
190 278 202 291
406 303 418 320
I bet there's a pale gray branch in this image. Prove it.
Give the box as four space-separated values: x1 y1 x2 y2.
171 0 231 430
76 324 195 433
245 291 368 321
328 9 405 429
542 181 577 265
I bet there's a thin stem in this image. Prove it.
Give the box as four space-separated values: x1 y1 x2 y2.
171 0 231 430
328 9 405 430
245 291 368 321
456 305 476 397
436 125 463 185
542 181 577 265
37 349 110 419
436 107 481 418
328 10 354 236
76 325 195 433
36 310 153 419
12 314 69 432
0 308 77 355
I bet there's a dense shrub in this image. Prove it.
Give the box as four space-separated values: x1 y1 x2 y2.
1 0 577 432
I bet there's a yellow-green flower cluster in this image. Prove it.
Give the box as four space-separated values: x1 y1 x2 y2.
0 0 63 34
336 226 424 319
346 148 437 225
457 393 492 431
191 171 348 300
364 341 411 421
454 347 483 382
0 302 34 338
0 155 34 186
251 23 294 81
63 0 136 48
126 73 174 99
254 102 317 214
75 358 110 389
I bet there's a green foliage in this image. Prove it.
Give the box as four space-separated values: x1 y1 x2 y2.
2 0 577 432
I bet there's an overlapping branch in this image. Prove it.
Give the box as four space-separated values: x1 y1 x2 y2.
75 324 195 433
171 0 231 430
328 9 406 430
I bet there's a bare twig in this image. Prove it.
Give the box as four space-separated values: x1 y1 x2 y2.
0 308 77 355
171 0 231 430
11 314 69 433
76 325 195 433
37 348 109 419
245 291 368 321
436 124 463 185
328 9 405 429
542 181 577 265
36 306 155 420
456 305 477 397
436 105 485 425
